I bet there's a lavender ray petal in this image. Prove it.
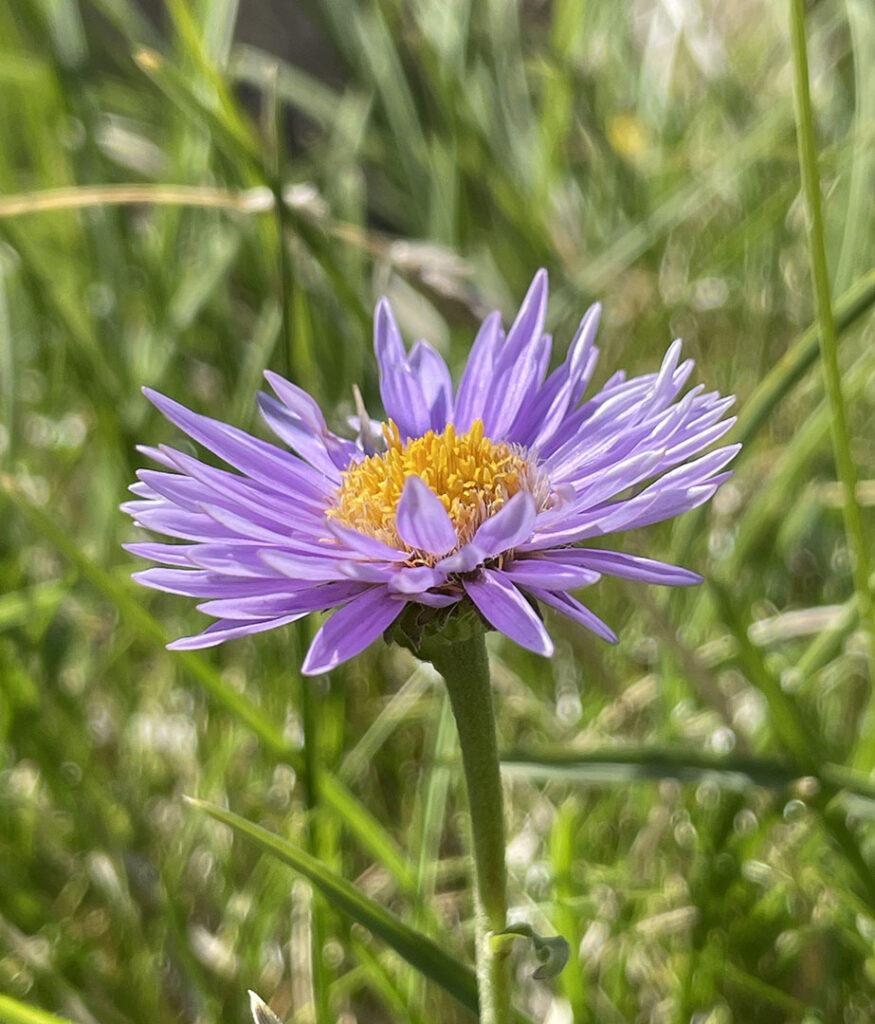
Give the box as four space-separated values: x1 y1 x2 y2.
470 491 536 559
649 443 740 490
388 565 447 594
487 330 551 438
263 371 359 468
526 586 618 644
374 298 406 374
301 587 406 675
123 541 198 567
159 445 329 523
185 537 346 578
137 469 303 535
380 365 433 439
655 417 737 470
257 548 350 582
198 502 302 544
408 340 454 431
413 590 462 608
493 269 548 375
337 561 398 583
566 304 602 402
143 388 328 500
395 476 457 556
167 614 306 650
566 449 667 512
326 521 408 562
592 483 724 535
463 569 554 656
507 361 568 447
124 504 237 542
501 560 600 589
257 393 344 481
550 549 702 586
185 544 288 577
136 444 177 469
646 342 696 412
197 581 369 621
454 311 503 431
133 568 297 598
435 541 485 574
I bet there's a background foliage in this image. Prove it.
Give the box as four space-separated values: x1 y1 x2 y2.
1 1 874 1022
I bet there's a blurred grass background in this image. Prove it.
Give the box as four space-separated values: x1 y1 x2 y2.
0 1 874 1022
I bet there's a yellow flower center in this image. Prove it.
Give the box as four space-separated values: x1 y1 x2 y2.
330 419 540 554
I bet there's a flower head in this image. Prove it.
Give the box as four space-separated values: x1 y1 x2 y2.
123 270 738 674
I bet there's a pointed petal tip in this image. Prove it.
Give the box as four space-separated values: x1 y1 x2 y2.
396 475 457 556
524 268 549 308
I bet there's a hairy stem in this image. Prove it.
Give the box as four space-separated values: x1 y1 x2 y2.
425 631 512 1023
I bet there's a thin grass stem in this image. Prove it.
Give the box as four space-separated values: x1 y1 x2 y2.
789 0 874 723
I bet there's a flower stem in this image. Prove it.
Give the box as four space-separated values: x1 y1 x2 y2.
425 631 512 1023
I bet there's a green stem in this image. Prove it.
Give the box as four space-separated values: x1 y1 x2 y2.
789 0 874 723
425 631 512 1024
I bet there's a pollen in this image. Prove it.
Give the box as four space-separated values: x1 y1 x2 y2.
329 419 541 554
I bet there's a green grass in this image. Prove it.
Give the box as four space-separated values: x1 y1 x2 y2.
0 1 873 1022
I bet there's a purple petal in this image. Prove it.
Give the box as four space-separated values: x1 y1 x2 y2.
136 443 177 469
388 565 447 594
337 561 397 583
482 271 549 435
454 311 503 431
464 569 553 656
413 590 462 608
123 503 235 542
302 587 405 674
257 548 348 582
395 476 457 556
262 372 361 473
187 539 341 576
435 542 485 574
137 468 307 536
326 521 408 562
197 581 367 621
408 340 454 430
526 586 618 643
133 568 294 598
143 389 329 501
470 491 536 558
550 549 702 586
257 393 344 481
159 446 328 526
124 542 198 567
495 269 548 373
383 368 432 439
198 502 298 544
374 298 406 372
502 560 600 589
167 615 306 650
493 332 552 441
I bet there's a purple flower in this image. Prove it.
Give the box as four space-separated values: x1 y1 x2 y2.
123 270 738 675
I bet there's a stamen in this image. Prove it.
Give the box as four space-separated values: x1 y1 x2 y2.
329 419 545 556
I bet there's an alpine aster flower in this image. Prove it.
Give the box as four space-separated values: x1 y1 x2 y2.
123 270 738 675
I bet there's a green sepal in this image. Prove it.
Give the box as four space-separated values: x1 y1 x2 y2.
385 597 486 661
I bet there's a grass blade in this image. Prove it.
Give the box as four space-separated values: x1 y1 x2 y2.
789 0 873 693
185 797 480 1014
0 996 77 1024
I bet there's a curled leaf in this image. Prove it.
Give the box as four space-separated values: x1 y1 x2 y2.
492 923 571 980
